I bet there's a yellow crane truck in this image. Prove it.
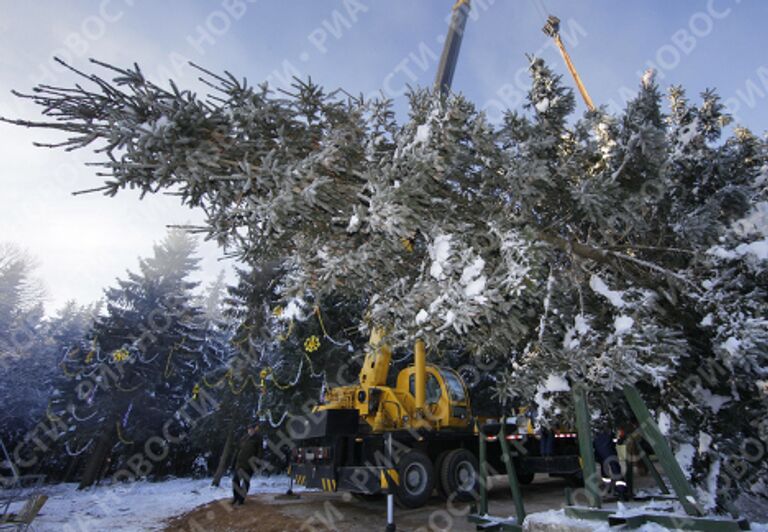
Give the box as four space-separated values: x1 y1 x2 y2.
288 331 581 508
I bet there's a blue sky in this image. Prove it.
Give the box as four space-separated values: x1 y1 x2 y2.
1 0 767 312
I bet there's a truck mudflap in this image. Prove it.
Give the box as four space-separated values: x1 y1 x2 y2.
292 463 398 495
291 463 338 492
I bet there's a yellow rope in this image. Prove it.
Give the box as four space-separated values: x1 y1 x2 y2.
163 341 185 378
303 351 318 376
116 421 134 445
277 320 294 342
203 369 232 389
313 306 331 337
59 362 80 378
228 374 259 395
115 381 143 393
269 368 295 390
46 402 62 423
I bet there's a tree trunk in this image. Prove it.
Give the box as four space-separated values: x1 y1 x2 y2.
63 454 81 483
211 429 234 487
78 424 114 490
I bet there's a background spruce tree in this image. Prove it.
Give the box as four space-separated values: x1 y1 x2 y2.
48 229 209 487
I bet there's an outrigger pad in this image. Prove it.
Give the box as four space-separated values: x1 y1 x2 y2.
287 409 360 440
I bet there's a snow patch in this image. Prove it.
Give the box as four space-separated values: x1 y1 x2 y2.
523 509 597 529
675 443 696 477
641 68 656 88
152 115 170 131
10 476 301 532
281 298 306 321
699 388 730 413
414 123 431 145
346 213 361 233
460 256 487 299
707 201 768 260
460 257 485 285
721 336 741 356
698 431 713 455
701 458 720 510
428 234 452 280
441 310 456 331
535 97 550 113
678 117 699 148
757 165 768 187
658 411 671 436
543 374 571 392
700 314 713 327
613 315 634 335
574 314 591 335
732 201 768 238
415 309 429 325
736 239 768 260
589 274 626 307
563 314 592 350
464 276 487 298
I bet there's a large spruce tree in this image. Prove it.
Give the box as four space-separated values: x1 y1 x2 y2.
5 57 767 511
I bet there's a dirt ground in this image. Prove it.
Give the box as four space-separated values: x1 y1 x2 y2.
164 476 591 532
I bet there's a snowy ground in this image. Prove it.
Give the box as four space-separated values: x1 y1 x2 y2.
525 508 768 531
6 476 767 531
5 475 299 531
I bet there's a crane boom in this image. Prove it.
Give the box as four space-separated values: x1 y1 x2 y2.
434 0 471 96
542 15 595 111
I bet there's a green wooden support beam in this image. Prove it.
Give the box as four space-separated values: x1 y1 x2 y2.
499 423 526 523
609 513 750 531
641 449 670 495
624 444 634 498
572 386 601 508
623 385 703 517
478 429 488 516
564 506 615 521
467 514 523 531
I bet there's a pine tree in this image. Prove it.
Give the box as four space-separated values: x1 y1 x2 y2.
49 229 207 487
5 57 768 511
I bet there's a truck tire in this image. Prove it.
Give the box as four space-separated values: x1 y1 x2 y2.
439 449 479 502
434 450 452 498
395 450 435 508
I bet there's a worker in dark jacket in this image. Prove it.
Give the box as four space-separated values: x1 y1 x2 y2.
231 423 263 505
594 430 629 500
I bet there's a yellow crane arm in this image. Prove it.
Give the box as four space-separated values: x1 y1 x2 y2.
543 15 595 112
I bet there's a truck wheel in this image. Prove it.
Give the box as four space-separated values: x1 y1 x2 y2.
434 450 452 498
439 449 479 502
395 450 435 508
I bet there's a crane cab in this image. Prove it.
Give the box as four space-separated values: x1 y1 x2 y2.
395 365 472 430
